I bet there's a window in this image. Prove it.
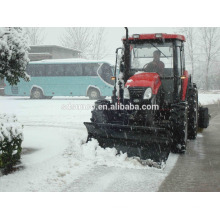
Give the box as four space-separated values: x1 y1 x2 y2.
64 64 83 76
176 47 182 76
130 42 174 76
26 64 45 77
98 63 114 85
46 64 65 76
26 65 33 76
83 63 99 76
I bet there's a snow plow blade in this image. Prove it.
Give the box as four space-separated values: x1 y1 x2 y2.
84 122 171 163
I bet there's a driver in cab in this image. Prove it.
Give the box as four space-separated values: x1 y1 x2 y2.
143 50 164 77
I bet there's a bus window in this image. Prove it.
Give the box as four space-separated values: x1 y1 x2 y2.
46 64 65 77
27 64 45 77
83 63 99 76
26 65 33 76
64 64 83 76
36 64 45 77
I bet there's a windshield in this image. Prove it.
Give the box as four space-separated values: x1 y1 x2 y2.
97 63 114 86
130 42 174 77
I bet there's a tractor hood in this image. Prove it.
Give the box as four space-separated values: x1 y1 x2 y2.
125 72 161 94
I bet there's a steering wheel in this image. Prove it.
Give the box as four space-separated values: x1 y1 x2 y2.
143 63 149 71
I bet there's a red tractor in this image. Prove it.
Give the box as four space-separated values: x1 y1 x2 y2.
84 28 209 165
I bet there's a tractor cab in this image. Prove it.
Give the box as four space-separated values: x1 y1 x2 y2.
120 33 187 105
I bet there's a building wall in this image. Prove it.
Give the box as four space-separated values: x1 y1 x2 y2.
51 47 79 59
29 53 52 61
29 46 80 61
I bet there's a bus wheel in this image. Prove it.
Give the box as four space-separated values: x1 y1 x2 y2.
31 88 43 99
88 88 100 100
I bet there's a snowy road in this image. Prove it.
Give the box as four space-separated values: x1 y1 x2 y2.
63 154 178 192
0 94 219 191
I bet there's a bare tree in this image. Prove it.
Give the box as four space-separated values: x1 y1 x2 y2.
89 28 107 60
61 27 93 57
179 27 198 81
199 27 220 90
61 27 108 59
25 27 45 45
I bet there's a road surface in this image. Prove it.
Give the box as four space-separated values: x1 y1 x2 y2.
159 104 220 191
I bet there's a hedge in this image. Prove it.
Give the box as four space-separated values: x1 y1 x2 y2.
0 114 23 171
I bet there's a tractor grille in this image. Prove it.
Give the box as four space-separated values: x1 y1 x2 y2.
11 86 18 94
129 88 146 99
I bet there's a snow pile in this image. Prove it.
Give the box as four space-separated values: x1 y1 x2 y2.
67 138 160 170
0 114 23 142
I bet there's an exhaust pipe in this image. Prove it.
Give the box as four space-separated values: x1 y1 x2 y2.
124 27 128 43
124 27 130 83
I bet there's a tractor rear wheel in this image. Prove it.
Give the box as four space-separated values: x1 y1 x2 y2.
187 84 198 139
170 102 188 154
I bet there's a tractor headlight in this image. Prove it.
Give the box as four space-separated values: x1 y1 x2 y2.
143 88 152 100
123 88 130 99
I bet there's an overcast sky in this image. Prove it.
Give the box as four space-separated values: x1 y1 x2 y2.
43 27 177 62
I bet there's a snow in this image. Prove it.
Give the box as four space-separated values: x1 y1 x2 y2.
31 58 113 65
0 96 179 191
198 93 220 105
0 92 217 191
30 85 43 93
0 114 23 142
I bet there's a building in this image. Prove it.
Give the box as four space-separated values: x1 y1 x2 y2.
29 45 81 61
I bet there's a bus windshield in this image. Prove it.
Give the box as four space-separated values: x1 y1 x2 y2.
98 63 114 86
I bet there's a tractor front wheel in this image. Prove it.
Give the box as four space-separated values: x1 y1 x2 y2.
187 84 198 139
170 102 188 154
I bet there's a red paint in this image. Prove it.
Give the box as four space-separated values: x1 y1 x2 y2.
125 72 161 94
181 70 189 101
123 33 186 42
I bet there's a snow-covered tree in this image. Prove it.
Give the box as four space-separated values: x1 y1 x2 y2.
0 27 30 86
